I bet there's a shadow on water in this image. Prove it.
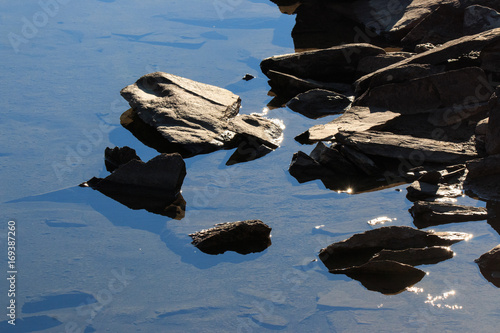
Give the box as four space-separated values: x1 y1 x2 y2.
0 316 62 332
22 292 97 314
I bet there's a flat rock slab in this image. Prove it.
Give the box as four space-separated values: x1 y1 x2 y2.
330 260 426 295
189 220 272 255
409 201 488 228
319 226 469 271
335 130 479 164
406 180 463 201
120 72 283 159
475 244 500 287
371 246 454 266
260 43 386 83
286 89 351 119
295 107 400 144
84 153 186 219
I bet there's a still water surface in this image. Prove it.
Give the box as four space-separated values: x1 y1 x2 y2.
1 1 499 332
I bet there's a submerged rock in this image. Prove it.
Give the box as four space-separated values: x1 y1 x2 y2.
409 201 488 228
475 245 500 287
120 72 283 161
84 152 186 219
371 246 454 266
286 89 351 119
318 226 468 271
330 260 426 295
189 220 272 255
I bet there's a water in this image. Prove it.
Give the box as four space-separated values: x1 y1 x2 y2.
1 1 499 332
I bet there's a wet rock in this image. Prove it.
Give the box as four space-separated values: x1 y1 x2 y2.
84 153 186 219
286 89 351 119
309 142 360 176
295 106 399 144
356 52 415 77
355 28 500 95
335 130 479 164
339 145 381 176
371 246 455 266
401 2 464 49
226 138 274 166
463 5 500 36
406 180 463 201
329 260 426 295
486 89 500 155
409 201 488 228
475 245 500 287
355 67 492 115
260 43 386 83
266 70 352 105
319 226 468 271
189 220 272 255
289 150 336 184
242 73 255 81
120 72 283 161
104 146 141 172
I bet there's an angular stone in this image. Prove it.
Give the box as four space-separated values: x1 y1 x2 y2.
310 142 360 176
84 153 186 219
464 5 500 36
475 245 500 287
486 89 500 155
339 145 381 176
260 43 386 83
286 89 351 119
356 52 415 77
288 151 336 184
104 146 141 173
120 72 283 160
330 260 426 295
371 247 455 266
355 67 492 115
406 180 463 201
335 130 479 164
189 220 272 255
319 226 468 271
295 107 400 144
409 201 488 228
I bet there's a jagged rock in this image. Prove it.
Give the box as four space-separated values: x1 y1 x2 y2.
260 43 386 83
401 2 464 49
286 89 351 119
355 28 500 95
355 67 492 115
266 70 352 105
289 150 337 183
409 201 488 228
330 260 426 295
371 246 455 266
464 155 500 201
295 106 399 144
356 52 415 77
475 244 500 287
319 226 469 271
189 220 272 255
104 146 141 172
335 130 479 164
339 145 381 176
464 5 500 36
406 180 463 201
486 89 500 155
309 142 360 176
84 153 186 219
120 72 283 160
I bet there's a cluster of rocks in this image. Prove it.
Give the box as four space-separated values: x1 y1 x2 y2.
319 226 469 294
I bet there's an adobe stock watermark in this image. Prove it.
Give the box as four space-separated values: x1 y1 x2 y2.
8 0 73 53
213 0 243 20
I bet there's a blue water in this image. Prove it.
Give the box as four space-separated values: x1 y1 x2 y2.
1 1 499 332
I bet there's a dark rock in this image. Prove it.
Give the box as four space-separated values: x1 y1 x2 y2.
309 142 360 176
339 145 381 176
462 0 500 12
104 146 141 172
463 5 500 36
84 153 186 219
475 244 500 287
295 106 399 144
417 164 466 184
409 201 488 228
406 180 463 201
401 2 464 49
464 155 500 201
371 246 455 266
487 201 500 235
356 52 415 77
466 154 500 179
486 89 500 155
226 137 275 166
289 150 336 184
319 226 469 271
120 72 283 161
260 43 386 83
480 38 500 73
329 260 426 295
266 70 352 105
365 63 446 91
335 130 479 164
189 220 272 255
242 73 255 81
286 89 351 119
355 67 492 115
